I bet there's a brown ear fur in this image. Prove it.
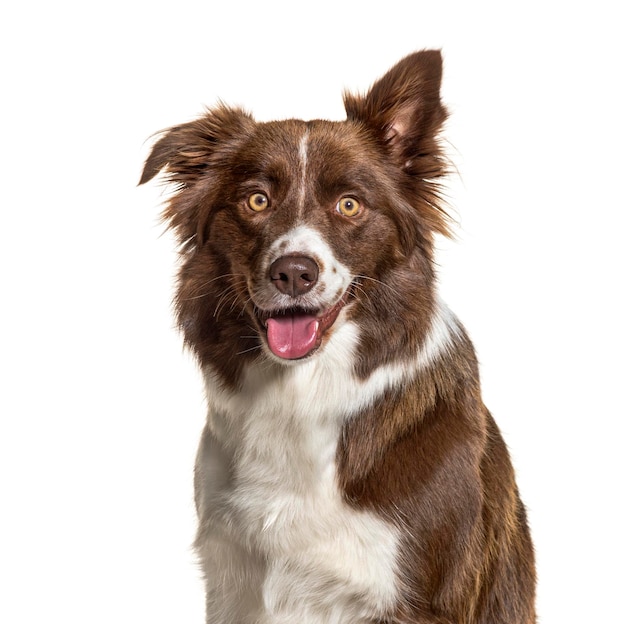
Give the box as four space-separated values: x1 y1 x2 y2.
344 50 451 237
139 105 254 186
139 105 254 250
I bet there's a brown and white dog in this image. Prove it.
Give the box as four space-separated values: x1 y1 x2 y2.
140 50 536 624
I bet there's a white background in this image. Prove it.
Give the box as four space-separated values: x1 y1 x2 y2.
1 1 624 622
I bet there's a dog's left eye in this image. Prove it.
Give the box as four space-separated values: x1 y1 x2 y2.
336 197 361 217
247 192 270 212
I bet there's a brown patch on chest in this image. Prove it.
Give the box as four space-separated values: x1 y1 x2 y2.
337 337 535 623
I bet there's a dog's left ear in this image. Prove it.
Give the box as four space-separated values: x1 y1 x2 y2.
344 50 450 237
344 50 447 164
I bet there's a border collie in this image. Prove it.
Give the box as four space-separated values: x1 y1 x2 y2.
140 50 536 624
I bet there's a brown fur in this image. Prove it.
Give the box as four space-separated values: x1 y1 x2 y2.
339 332 536 622
140 50 536 622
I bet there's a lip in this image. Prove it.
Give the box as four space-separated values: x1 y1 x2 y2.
320 289 351 328
257 288 352 359
257 288 351 326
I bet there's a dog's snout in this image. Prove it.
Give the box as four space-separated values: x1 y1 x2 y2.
270 255 319 297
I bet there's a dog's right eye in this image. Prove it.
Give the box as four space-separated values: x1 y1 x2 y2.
247 192 270 212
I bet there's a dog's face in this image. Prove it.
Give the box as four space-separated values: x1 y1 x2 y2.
141 51 450 383
193 120 418 363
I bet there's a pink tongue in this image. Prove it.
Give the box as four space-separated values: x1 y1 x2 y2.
266 313 320 359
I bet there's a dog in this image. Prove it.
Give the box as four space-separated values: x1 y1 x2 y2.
140 50 536 624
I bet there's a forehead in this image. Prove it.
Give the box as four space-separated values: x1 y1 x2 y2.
245 119 379 172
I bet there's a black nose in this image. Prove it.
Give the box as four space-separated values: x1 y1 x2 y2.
269 255 319 297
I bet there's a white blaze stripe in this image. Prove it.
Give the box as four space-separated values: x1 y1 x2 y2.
298 130 309 212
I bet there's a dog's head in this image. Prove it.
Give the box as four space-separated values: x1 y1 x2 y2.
140 50 450 383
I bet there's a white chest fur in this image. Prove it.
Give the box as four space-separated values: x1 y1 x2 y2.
195 323 400 623
194 310 458 623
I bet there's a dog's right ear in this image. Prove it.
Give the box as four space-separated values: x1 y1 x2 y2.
139 106 254 251
139 105 254 188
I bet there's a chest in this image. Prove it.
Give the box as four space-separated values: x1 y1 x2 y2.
195 357 401 620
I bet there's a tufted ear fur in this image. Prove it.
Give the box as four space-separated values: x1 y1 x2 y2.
344 50 451 237
139 105 254 187
139 105 254 250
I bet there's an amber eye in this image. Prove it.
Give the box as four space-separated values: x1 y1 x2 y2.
336 197 361 217
247 192 270 212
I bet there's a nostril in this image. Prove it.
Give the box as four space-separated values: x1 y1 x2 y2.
270 255 319 297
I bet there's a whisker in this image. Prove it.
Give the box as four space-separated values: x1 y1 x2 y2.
351 283 372 306
214 287 239 319
236 344 263 356
182 273 247 301
354 274 397 294
235 295 256 319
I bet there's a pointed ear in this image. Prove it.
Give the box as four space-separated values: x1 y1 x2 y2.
344 50 451 238
344 50 447 162
139 105 254 187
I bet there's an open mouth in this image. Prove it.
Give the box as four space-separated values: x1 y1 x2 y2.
259 289 351 360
